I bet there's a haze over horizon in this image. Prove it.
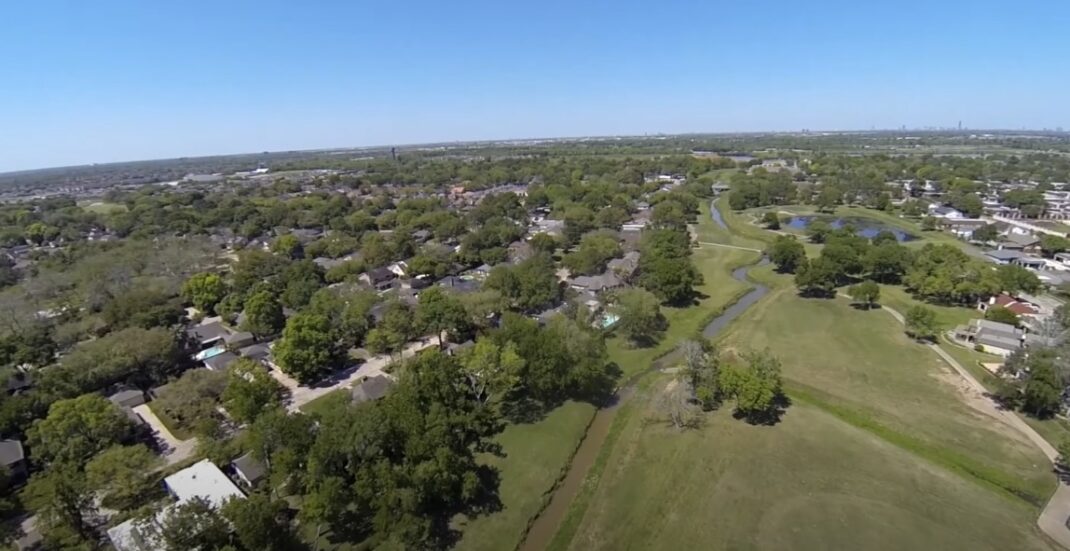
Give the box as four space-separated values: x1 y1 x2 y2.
3 0 1069 173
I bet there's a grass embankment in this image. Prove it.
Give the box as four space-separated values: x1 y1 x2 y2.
555 247 1058 550
454 401 597 551
78 200 128 214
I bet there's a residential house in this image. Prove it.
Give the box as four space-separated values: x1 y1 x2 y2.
570 272 623 293
997 232 1041 253
0 439 27 484
437 275 481 294
387 260 409 278
412 229 432 243
955 319 1025 356
507 240 534 264
187 322 230 351
359 267 397 291
108 460 246 551
927 204 963 219
223 331 256 349
108 389 146 409
231 453 267 488
238 343 274 366
351 375 395 405
606 251 640 282
984 249 1024 265
5 371 32 395
203 351 239 371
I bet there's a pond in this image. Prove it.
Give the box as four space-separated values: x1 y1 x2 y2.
784 215 917 242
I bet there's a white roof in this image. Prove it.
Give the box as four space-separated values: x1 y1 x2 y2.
163 459 245 508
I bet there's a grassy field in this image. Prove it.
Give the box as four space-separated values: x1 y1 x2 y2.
453 401 597 551
554 262 1058 550
558 391 1054 551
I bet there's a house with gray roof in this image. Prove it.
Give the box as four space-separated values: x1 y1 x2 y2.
231 452 267 488
0 439 27 483
570 271 623 293
204 351 239 371
351 375 395 405
955 319 1026 356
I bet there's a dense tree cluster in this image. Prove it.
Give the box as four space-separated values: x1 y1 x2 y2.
638 228 701 305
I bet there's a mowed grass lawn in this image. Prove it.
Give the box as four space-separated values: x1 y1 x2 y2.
561 394 1055 551
558 268 1057 550
453 401 596 551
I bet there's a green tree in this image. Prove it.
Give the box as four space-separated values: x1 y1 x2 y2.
905 305 938 341
562 231 621 275
768 235 805 273
847 280 880 309
273 312 341 384
806 219 832 243
528 233 558 256
920 216 938 231
996 264 1041 295
85 444 160 510
719 350 784 423
459 339 524 405
416 287 470 347
222 358 287 423
485 254 562 312
271 234 304 259
366 300 415 356
864 242 911 283
681 339 721 411
612 288 665 346
971 223 999 243
241 290 285 339
222 494 294 551
761 211 781 230
984 305 1020 327
155 368 229 432
1023 357 1062 418
1040 234 1070 258
24 465 98 548
145 497 233 551
182 272 228 313
28 394 134 467
794 257 839 297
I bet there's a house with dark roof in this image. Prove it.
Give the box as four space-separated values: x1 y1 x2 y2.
438 275 481 294
187 322 230 349
606 251 640 281
351 375 395 405
569 272 623 293
109 388 146 409
204 351 239 371
0 439 27 483
231 452 267 488
359 267 397 291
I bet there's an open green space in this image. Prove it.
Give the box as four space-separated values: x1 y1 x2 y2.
297 388 350 416
553 265 1057 550
558 393 1054 551
453 401 597 551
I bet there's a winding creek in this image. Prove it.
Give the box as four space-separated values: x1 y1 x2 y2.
517 200 768 550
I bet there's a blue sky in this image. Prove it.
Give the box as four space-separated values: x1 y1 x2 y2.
2 0 1069 172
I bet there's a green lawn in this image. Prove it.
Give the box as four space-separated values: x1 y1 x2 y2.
147 401 194 441
554 265 1057 550
558 393 1054 551
297 388 350 417
453 401 597 551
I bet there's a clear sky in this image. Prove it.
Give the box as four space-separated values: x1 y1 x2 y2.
2 0 1069 172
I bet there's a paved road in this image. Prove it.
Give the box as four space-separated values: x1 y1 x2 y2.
276 339 437 412
132 403 197 466
872 299 1070 549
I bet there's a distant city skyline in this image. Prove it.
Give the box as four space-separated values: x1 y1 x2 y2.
3 0 1069 172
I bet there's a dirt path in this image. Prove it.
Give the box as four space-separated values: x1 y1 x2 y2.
873 300 1070 549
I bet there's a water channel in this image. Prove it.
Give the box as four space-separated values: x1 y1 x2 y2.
517 200 769 550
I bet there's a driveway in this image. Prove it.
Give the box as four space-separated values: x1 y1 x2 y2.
278 338 438 411
132 403 197 466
